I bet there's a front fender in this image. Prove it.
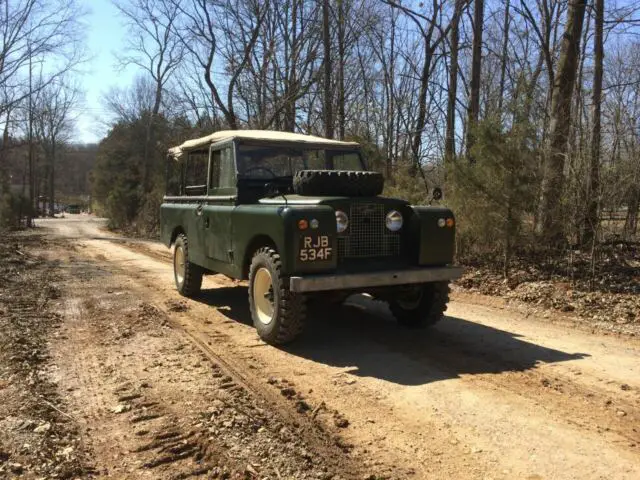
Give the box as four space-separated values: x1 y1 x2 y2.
234 205 337 277
408 206 456 266
281 205 337 275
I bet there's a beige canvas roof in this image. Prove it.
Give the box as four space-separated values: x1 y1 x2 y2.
168 130 359 158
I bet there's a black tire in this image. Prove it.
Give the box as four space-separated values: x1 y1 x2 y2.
248 247 306 344
389 282 450 328
293 170 384 197
173 234 203 297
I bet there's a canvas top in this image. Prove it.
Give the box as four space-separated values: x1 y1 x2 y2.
168 129 359 158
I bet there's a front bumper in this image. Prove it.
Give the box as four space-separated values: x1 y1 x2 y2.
289 266 464 293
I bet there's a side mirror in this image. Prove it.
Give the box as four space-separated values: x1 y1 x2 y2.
432 187 443 201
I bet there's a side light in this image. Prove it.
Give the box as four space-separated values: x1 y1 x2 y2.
446 218 455 228
310 219 319 229
298 219 308 230
437 218 446 228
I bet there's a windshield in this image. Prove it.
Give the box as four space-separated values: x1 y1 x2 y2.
236 144 365 179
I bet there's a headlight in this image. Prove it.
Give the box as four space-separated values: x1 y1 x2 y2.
335 210 349 233
386 210 403 231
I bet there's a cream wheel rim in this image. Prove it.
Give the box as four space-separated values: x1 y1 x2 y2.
175 245 186 285
253 267 275 325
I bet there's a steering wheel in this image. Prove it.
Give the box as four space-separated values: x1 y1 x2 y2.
244 166 277 178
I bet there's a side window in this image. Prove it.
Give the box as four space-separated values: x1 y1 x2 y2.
210 150 221 187
185 150 208 195
165 156 182 196
210 147 236 190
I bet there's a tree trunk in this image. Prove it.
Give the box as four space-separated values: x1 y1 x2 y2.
466 0 484 159
624 188 639 240
337 0 346 140
48 140 56 217
411 42 434 172
537 0 586 243
385 10 396 180
583 0 603 245
0 108 10 191
322 0 333 139
445 0 464 164
283 0 299 132
497 0 510 118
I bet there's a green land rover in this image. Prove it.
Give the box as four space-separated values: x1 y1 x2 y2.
160 130 462 344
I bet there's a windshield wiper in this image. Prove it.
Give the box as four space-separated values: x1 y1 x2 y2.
263 181 291 200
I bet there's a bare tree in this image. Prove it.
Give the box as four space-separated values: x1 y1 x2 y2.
233 0 322 131
176 0 268 129
466 0 485 157
115 0 185 191
32 79 79 216
538 0 587 241
0 0 85 115
583 0 603 244
445 0 466 164
103 75 157 125
385 0 452 173
497 0 511 117
0 0 86 223
322 0 333 138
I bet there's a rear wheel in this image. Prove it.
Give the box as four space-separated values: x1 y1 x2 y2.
389 282 450 328
249 247 306 344
173 234 203 297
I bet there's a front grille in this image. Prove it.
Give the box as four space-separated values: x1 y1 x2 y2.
337 203 401 259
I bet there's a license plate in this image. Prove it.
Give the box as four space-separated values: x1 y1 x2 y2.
299 235 332 261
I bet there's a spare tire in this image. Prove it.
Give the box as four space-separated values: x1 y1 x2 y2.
293 170 384 197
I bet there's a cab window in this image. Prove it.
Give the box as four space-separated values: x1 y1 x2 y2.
185 150 208 196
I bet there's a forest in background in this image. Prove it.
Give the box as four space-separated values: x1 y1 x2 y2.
1 0 640 280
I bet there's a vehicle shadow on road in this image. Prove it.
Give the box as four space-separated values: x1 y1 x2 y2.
195 285 254 325
195 288 589 386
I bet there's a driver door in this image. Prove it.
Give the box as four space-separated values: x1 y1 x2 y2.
204 145 236 263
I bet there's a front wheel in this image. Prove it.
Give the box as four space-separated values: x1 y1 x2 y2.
389 282 450 328
173 234 203 297
248 247 306 344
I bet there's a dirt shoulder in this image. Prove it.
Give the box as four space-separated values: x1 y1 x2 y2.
456 244 640 336
0 233 93 478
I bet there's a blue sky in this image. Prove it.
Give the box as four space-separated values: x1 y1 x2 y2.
77 0 137 144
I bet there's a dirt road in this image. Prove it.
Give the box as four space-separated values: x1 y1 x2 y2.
4 215 639 479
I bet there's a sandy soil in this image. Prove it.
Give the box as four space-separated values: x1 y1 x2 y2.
2 214 639 479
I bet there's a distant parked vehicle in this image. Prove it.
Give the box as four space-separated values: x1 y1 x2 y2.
66 204 81 214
